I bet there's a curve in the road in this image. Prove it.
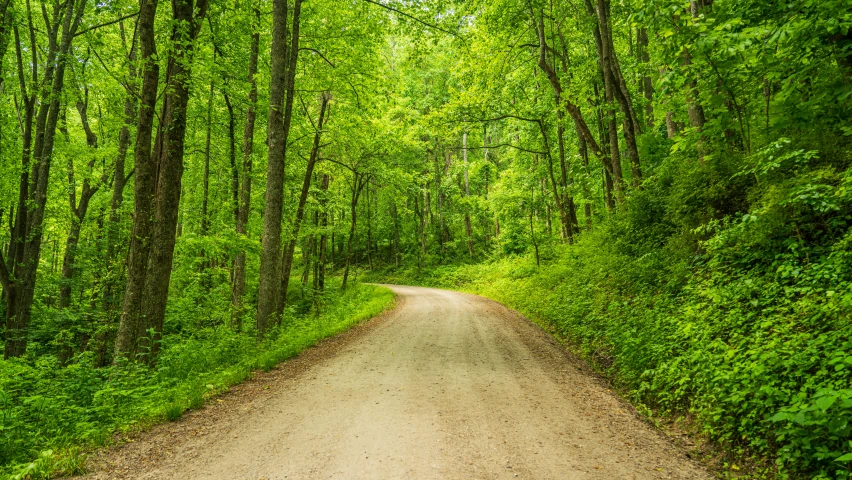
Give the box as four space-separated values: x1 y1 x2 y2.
83 285 709 480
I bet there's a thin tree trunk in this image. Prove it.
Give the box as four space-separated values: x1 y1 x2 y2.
3 25 36 353
301 231 314 290
576 123 593 230
391 202 400 267
594 83 615 212
201 80 214 237
685 1 707 162
637 28 654 129
529 189 540 267
231 8 260 328
318 174 329 291
341 175 365 290
224 93 238 225
59 96 105 311
603 67 624 204
277 92 330 313
366 181 374 270
463 133 473 257
592 0 638 192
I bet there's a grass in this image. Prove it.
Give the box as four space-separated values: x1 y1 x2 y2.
364 243 851 479
0 281 395 479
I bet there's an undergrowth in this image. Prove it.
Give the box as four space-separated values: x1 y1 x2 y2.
0 281 393 479
367 139 852 479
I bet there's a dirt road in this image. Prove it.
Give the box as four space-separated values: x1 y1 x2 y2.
84 285 709 479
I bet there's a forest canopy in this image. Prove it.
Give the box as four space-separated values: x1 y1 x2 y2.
0 0 850 477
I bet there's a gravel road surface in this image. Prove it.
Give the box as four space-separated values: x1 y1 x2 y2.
81 285 709 480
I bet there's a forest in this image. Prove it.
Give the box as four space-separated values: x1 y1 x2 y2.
0 0 849 477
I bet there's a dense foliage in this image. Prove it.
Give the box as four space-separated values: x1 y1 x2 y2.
1 283 393 476
0 0 849 476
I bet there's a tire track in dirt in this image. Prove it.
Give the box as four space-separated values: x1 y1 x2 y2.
80 285 709 480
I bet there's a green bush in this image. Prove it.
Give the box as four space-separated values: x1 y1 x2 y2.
370 138 852 478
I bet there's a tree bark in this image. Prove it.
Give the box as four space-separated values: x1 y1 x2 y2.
593 83 615 211
637 28 654 129
5 0 86 358
58 96 106 310
391 201 400 267
103 22 138 318
231 8 260 328
366 182 374 270
462 133 473 257
115 0 208 362
277 92 330 314
140 0 208 362
4 24 36 336
115 0 160 360
318 174 329 291
576 123 593 230
531 7 614 217
341 174 366 290
685 1 707 162
257 0 303 337
201 80 214 237
592 0 640 191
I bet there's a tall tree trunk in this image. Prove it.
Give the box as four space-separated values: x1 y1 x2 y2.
257 0 303 337
593 84 615 212
605 81 624 204
529 188 540 267
540 122 572 242
532 7 613 222
277 92 330 314
0 0 12 63
119 0 208 363
231 8 260 328
592 0 639 192
224 93 238 225
530 9 605 162
301 229 314 290
115 0 161 360
685 1 707 162
103 22 138 320
3 25 35 357
5 0 86 358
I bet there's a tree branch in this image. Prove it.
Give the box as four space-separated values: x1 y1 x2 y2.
75 11 139 37
361 0 460 38
300 47 335 68
451 143 547 156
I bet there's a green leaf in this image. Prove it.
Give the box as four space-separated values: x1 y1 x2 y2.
816 395 837 411
769 412 790 422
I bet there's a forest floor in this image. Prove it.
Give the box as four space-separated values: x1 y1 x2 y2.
76 285 710 479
